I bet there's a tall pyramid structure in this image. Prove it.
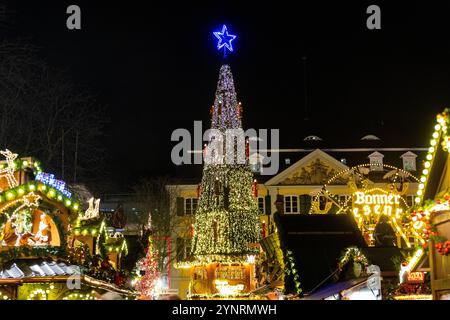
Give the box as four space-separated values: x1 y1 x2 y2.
189 65 261 297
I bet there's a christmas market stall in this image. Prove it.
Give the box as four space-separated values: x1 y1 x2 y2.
0 150 135 300
413 109 450 300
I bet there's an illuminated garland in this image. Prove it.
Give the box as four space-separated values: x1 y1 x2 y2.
399 110 450 273
0 192 41 219
284 249 302 295
176 254 253 268
310 162 425 249
0 151 78 211
188 292 251 299
105 239 128 255
338 247 369 271
26 288 48 300
393 294 432 300
310 163 420 215
62 292 98 300
0 183 79 212
0 157 42 175
74 226 101 237
0 245 65 265
412 194 450 256
414 110 449 204
25 284 59 300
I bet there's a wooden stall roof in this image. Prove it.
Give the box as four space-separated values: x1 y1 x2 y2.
0 258 136 296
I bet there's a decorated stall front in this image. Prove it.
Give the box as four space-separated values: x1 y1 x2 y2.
412 110 450 300
0 149 134 300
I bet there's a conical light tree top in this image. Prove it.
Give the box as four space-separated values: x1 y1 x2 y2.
210 65 242 131
190 64 261 263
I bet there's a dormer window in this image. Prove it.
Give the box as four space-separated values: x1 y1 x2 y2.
303 135 323 141
401 151 417 171
249 153 264 173
368 151 384 171
361 134 381 141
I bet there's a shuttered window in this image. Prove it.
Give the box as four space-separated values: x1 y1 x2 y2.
299 194 311 214
257 197 265 214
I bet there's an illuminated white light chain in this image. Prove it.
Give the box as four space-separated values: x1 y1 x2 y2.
0 149 19 191
311 163 419 214
310 163 426 248
414 112 448 204
79 197 100 220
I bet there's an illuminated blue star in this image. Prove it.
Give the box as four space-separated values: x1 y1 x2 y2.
213 25 237 53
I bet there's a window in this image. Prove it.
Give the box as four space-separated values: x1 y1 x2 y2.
361 134 381 141
299 194 312 213
403 160 416 171
401 152 417 172
368 151 384 171
284 195 299 213
303 135 323 141
257 197 265 214
185 198 198 215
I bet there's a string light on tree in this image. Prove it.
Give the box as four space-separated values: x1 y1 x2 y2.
135 237 161 300
188 64 261 277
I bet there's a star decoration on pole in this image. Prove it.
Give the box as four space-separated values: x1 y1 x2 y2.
213 25 237 55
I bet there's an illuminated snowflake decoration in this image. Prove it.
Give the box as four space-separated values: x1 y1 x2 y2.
213 25 237 53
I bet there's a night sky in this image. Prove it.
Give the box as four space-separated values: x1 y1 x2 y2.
5 1 450 191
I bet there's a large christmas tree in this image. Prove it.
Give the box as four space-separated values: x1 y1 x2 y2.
191 64 261 264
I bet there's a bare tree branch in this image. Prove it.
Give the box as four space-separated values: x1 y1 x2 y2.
0 38 110 191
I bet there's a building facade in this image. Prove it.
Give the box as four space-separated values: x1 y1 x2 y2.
169 141 427 298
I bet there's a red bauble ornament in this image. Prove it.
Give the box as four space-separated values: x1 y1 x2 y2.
101 260 110 270
197 184 201 198
252 180 258 197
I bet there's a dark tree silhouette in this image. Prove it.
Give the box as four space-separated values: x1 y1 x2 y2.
0 3 110 191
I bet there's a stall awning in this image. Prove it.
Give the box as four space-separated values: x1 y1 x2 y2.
302 277 369 300
0 259 76 279
0 258 136 297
